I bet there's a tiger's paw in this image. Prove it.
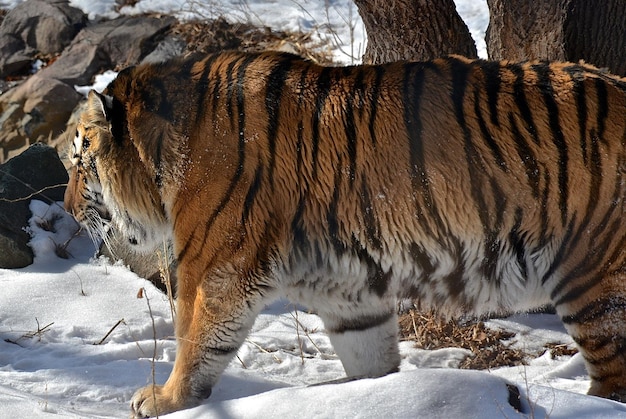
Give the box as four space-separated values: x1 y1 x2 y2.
130 384 201 418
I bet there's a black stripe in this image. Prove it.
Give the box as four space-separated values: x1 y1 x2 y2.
296 120 304 174
564 66 588 164
327 157 347 256
595 78 609 143
443 254 466 300
509 113 540 198
327 312 393 334
369 66 385 147
265 56 294 188
312 67 333 180
109 97 127 146
360 175 382 251
145 79 172 187
291 196 309 258
579 128 602 226
509 63 539 144
482 177 507 281
295 67 309 179
408 242 437 281
211 66 222 117
352 67 366 117
352 236 390 297
537 168 551 247
154 135 164 187
561 296 626 324
242 162 264 225
533 63 568 226
403 62 439 237
481 60 502 126
345 69 358 185
540 216 576 285
195 54 219 126
225 57 239 129
590 163 623 239
508 207 528 280
205 346 239 356
474 87 507 171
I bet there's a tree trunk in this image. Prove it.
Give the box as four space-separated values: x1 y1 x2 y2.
564 0 626 76
486 0 626 76
354 0 477 65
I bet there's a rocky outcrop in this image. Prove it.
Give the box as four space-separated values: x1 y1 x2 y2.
0 143 68 268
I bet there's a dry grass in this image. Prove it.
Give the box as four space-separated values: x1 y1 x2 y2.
398 309 577 370
170 18 334 64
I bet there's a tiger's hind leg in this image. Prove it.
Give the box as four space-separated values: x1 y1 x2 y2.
553 273 626 402
319 302 400 378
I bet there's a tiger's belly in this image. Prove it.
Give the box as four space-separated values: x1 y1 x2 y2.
281 241 552 317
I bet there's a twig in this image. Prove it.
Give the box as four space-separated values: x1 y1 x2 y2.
158 240 176 321
289 310 324 357
293 309 305 365
94 318 125 345
0 182 68 203
245 338 282 363
5 318 54 344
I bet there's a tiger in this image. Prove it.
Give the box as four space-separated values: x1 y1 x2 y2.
64 50 626 417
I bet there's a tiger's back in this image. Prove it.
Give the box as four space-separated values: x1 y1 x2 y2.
65 51 626 416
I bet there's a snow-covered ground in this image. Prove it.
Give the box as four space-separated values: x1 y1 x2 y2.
2 0 626 418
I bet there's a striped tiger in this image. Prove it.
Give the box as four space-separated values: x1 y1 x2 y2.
64 51 626 417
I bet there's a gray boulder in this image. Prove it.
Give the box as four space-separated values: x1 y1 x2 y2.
40 15 176 85
0 143 68 268
0 0 87 77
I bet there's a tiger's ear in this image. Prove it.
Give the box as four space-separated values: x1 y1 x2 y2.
87 90 114 122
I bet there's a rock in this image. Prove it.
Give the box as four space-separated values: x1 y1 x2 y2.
0 74 82 162
0 143 68 268
141 35 186 64
40 15 176 85
0 0 87 77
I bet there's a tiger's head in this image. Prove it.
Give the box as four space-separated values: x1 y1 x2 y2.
64 87 171 251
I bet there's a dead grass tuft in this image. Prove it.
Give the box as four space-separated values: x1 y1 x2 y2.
171 18 334 64
398 309 576 370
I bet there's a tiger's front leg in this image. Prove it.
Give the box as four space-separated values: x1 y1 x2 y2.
130 263 272 418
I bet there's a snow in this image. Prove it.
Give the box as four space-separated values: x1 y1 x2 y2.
2 0 625 418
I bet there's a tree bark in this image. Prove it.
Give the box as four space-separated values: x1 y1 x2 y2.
486 0 626 76
564 0 626 76
354 0 477 65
